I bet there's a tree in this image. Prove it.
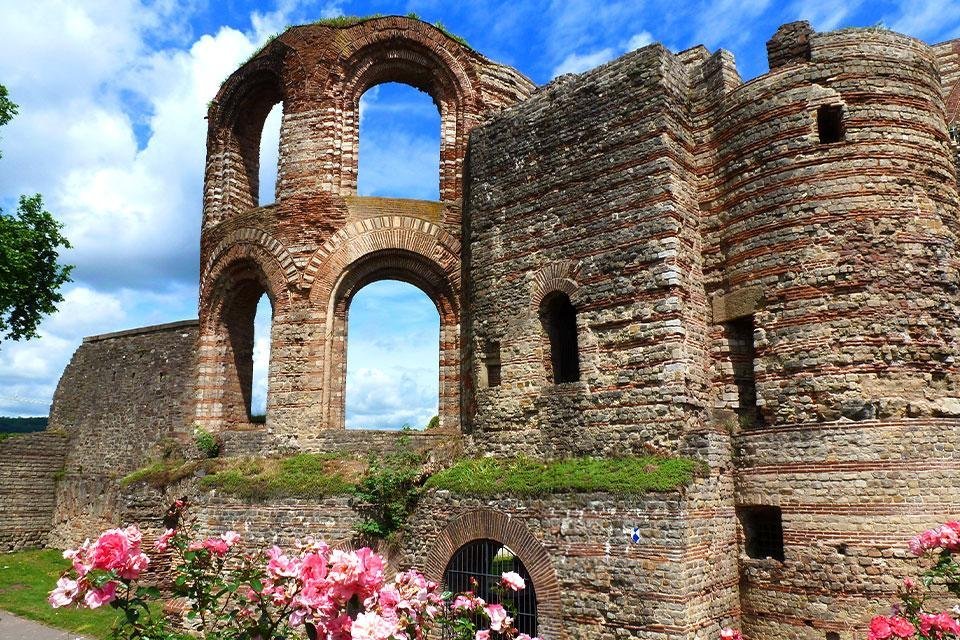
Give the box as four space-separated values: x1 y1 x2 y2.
0 84 73 342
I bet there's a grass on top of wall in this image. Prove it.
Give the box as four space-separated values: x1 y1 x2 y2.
199 454 362 499
121 454 364 500
425 456 698 496
0 548 121 638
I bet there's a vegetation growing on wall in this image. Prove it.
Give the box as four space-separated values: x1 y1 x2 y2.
426 456 698 496
121 452 698 533
352 447 425 540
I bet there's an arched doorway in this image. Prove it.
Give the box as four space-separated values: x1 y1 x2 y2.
444 539 538 635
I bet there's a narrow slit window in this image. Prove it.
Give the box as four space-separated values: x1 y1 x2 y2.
726 315 761 428
539 292 580 384
817 105 845 144
738 505 785 561
483 340 502 388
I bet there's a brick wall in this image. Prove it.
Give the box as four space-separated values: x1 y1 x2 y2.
46 320 199 546
464 43 710 458
0 432 68 551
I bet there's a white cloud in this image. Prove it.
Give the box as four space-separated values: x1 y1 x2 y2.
626 31 654 51
0 1 343 417
791 0 860 31
345 367 438 430
886 0 960 41
0 286 127 416
551 48 617 77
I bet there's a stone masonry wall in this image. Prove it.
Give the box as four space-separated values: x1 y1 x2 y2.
464 43 711 459
47 320 199 546
0 432 68 551
195 16 534 440
735 419 960 639
115 479 732 640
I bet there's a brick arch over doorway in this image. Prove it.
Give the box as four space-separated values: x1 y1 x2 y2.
424 509 564 638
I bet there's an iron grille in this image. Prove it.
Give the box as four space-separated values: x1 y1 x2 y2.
442 539 537 637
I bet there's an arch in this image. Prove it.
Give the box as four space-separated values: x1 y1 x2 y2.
200 241 293 316
201 228 299 296
324 19 481 201
530 260 580 310
204 48 291 225
196 248 290 432
425 509 564 639
444 539 538 635
322 249 459 432
301 215 461 295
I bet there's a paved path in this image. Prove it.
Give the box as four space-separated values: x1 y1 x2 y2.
0 610 94 640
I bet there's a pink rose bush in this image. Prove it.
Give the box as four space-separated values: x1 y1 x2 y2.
49 525 151 612
50 500 544 640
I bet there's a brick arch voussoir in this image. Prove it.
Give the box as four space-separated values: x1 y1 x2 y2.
301 216 461 300
329 19 481 106
211 41 300 131
201 243 293 327
424 509 564 638
530 261 581 310
203 228 299 292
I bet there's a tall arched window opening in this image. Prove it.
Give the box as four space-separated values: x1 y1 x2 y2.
357 82 441 200
540 292 580 383
258 103 282 205
250 294 273 423
443 539 538 636
345 280 440 429
216 269 272 427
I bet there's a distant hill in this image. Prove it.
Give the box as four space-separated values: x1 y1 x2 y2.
0 416 48 433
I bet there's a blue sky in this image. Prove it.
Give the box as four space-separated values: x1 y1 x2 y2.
1 0 960 425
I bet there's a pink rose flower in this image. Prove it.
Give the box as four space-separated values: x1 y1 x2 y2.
89 529 132 571
919 612 960 635
221 531 241 547
154 528 176 552
720 628 744 640
118 551 150 580
485 603 511 632
888 617 915 637
202 537 230 556
84 581 117 609
351 611 396 640
267 545 300 578
870 616 894 640
48 577 79 608
501 571 525 591
475 632 490 640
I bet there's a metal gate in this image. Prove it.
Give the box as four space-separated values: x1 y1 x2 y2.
442 539 537 636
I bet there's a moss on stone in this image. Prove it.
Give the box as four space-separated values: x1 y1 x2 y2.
121 453 363 500
425 456 698 496
199 453 360 499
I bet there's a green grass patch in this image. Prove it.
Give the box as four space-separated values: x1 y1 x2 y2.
0 548 121 638
311 14 469 46
200 453 359 499
122 454 362 500
119 459 202 489
425 456 698 496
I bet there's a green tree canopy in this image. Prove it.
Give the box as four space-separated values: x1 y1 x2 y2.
0 84 73 342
